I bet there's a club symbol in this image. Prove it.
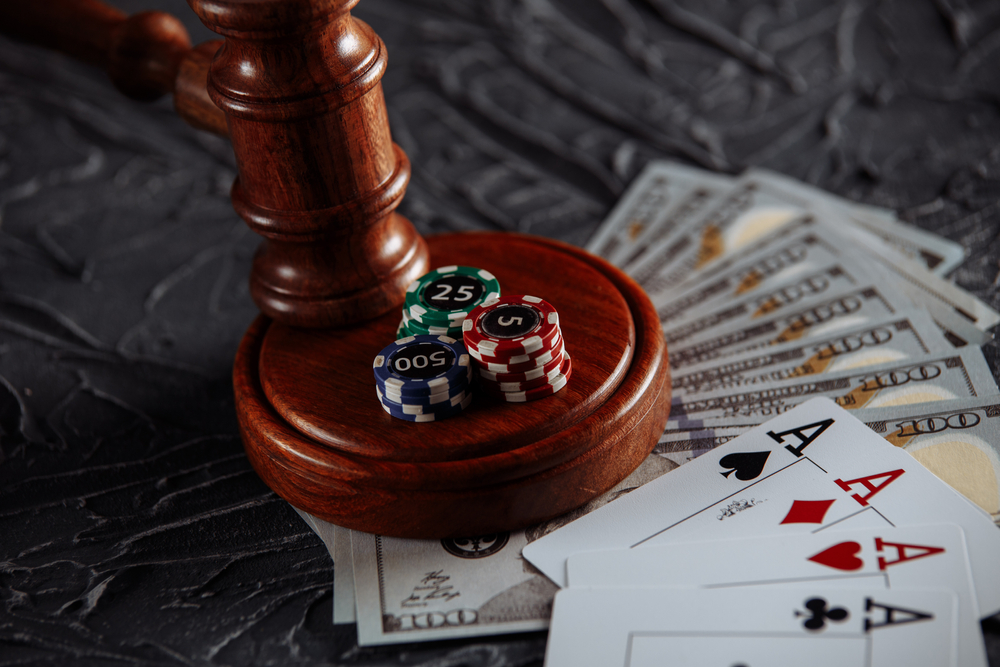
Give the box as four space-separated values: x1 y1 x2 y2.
796 597 849 631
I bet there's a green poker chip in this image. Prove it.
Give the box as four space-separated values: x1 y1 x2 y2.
404 266 501 327
401 310 464 338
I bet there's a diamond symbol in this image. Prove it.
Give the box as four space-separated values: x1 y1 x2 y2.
780 499 836 524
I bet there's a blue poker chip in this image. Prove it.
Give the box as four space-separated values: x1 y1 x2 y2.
379 392 473 422
377 387 471 415
380 381 469 406
373 334 472 396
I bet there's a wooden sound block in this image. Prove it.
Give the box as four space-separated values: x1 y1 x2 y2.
234 232 671 538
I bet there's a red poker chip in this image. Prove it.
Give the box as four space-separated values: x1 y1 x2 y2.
463 295 560 359
491 360 568 392
478 347 567 383
468 332 562 366
481 356 572 402
475 341 566 375
465 324 560 362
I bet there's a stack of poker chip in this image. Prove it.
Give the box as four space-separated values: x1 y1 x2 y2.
397 266 501 339
373 334 474 422
463 295 572 402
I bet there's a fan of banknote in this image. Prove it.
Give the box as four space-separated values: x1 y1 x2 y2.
298 163 1000 648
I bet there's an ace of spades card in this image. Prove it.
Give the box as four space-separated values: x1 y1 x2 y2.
543 587 959 667
522 398 1000 618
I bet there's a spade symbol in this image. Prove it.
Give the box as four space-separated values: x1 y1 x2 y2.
719 451 770 481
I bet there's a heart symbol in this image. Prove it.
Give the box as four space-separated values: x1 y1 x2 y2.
718 451 770 481
808 541 864 571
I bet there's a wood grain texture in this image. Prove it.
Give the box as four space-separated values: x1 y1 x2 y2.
189 0 430 327
235 232 671 538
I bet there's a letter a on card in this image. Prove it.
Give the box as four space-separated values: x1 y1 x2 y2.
875 539 945 571
767 418 835 457
834 469 905 506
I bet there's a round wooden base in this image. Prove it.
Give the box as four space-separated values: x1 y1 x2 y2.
233 232 671 538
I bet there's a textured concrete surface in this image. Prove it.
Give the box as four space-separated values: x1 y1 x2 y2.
1 0 999 664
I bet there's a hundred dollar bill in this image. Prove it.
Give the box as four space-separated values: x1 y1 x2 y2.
668 283 913 369
616 173 733 269
334 525 356 623
667 347 998 424
746 167 966 276
671 309 952 396
857 397 1000 522
292 509 357 623
659 211 993 347
637 214 821 296
584 162 731 265
351 455 677 645
831 218 997 344
662 262 885 348
653 226 852 323
628 173 810 297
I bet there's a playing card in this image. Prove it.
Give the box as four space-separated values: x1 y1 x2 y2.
522 397 1000 617
567 524 986 667
544 586 958 667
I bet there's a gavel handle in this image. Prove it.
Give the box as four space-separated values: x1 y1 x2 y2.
0 0 228 136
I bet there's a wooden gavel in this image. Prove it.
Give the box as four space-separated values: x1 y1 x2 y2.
2 0 672 538
5 0 428 329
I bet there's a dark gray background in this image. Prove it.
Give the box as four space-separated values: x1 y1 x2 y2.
2 0 999 664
